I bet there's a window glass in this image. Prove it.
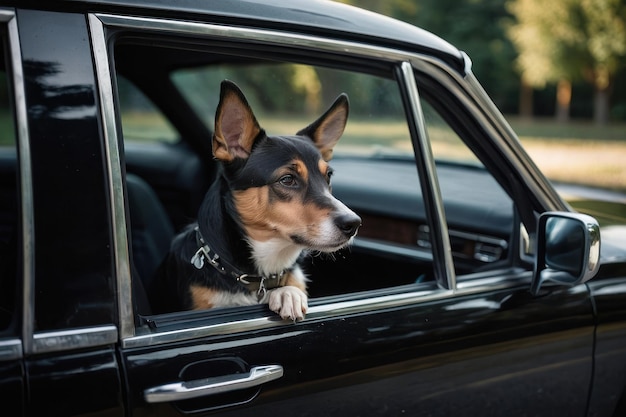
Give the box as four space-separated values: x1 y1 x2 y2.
0 32 18 333
422 99 480 166
421 97 515 275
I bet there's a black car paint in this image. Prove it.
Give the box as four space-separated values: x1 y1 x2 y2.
19 9 116 331
0 1 624 416
16 9 123 416
123 285 596 416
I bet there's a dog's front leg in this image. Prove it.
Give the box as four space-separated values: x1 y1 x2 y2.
266 267 309 321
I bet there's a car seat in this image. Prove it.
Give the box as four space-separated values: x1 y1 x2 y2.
126 173 175 316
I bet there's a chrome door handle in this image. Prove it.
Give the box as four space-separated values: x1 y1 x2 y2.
144 365 283 403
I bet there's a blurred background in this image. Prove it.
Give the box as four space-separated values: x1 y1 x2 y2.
340 0 626 192
111 0 625 195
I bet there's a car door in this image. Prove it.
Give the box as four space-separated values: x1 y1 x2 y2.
13 9 124 416
89 13 596 416
586 275 626 415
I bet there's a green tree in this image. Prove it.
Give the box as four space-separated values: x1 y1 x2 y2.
339 0 519 113
409 0 518 112
507 0 626 124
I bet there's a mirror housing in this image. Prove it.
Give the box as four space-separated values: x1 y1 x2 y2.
531 212 600 295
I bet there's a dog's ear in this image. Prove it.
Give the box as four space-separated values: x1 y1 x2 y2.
213 80 262 162
297 93 349 161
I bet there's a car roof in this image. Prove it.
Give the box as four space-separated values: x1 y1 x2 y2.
54 0 465 71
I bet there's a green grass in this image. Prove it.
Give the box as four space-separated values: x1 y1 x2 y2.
509 117 626 141
568 200 626 226
121 111 178 142
508 117 626 192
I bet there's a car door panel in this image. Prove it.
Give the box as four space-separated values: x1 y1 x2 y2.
587 276 626 416
0 359 24 416
124 280 593 416
26 348 124 416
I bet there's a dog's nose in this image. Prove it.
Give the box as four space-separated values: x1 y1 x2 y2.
335 213 362 238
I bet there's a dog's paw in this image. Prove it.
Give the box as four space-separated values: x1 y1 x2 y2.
268 286 308 321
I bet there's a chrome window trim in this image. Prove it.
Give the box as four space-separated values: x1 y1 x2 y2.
88 13 543 348
408 55 564 215
32 325 118 354
462 65 566 212
398 61 456 290
406 50 566 216
124 290 452 348
96 13 435 68
0 339 21 361
0 9 30 359
89 14 135 341
123 275 528 348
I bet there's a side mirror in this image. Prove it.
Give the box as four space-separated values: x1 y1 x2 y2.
531 212 600 295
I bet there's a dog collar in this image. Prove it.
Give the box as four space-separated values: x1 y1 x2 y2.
190 227 287 298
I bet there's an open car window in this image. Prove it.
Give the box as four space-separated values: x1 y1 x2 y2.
111 35 528 334
172 63 413 159
114 46 439 319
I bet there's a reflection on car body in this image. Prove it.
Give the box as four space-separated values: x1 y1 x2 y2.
0 1 624 416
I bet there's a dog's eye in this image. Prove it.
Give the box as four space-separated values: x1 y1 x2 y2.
278 174 297 188
326 170 333 184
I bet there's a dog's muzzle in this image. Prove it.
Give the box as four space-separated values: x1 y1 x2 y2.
334 212 361 238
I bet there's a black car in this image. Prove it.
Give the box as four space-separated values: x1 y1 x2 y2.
0 1 625 416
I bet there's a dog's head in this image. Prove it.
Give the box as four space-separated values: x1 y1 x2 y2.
212 80 361 253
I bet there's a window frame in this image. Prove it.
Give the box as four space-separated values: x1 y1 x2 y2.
89 13 559 348
0 9 120 360
0 8 120 361
0 8 29 362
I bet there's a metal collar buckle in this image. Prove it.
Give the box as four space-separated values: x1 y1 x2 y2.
191 227 288 299
191 245 220 271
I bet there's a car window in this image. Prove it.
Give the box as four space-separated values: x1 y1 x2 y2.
170 63 431 297
0 32 18 333
113 43 439 318
172 63 516 280
423 100 481 166
421 96 515 275
111 36 523 331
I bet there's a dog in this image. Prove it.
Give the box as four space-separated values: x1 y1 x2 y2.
153 80 361 320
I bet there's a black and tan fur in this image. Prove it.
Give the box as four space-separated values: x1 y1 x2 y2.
154 80 361 320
